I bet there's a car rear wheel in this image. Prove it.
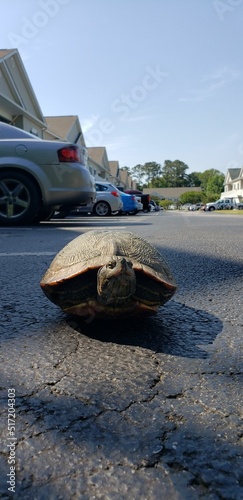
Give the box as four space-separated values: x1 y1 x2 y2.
0 172 40 225
208 206 215 211
93 201 111 216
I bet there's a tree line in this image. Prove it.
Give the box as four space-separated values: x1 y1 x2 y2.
122 160 225 203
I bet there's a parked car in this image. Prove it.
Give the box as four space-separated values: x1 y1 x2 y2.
124 189 151 212
135 195 143 212
68 181 123 217
0 121 95 225
188 203 204 211
118 192 137 215
204 198 235 211
237 202 243 209
93 182 123 216
149 199 160 211
117 186 142 213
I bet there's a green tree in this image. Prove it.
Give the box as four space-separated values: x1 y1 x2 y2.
159 199 172 209
121 166 130 173
152 176 168 187
130 162 162 188
129 162 225 197
161 160 189 187
187 172 202 187
179 191 205 205
143 162 162 186
206 173 225 197
198 169 223 192
130 164 144 188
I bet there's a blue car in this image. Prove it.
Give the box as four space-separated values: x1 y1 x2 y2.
119 192 138 215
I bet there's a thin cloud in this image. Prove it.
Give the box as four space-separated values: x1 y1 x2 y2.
179 66 241 102
202 66 240 84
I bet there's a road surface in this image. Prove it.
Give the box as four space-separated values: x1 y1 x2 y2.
0 210 242 499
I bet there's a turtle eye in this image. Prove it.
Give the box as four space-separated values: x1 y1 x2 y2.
107 261 116 269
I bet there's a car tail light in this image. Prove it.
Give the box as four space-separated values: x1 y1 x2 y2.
131 195 136 201
57 146 81 163
111 191 119 197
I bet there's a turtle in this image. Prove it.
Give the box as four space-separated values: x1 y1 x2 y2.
40 230 177 320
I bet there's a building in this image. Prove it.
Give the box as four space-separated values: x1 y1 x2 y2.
44 115 86 149
118 168 135 190
221 168 243 203
109 161 122 186
0 48 47 136
143 187 202 201
87 147 111 180
0 48 132 188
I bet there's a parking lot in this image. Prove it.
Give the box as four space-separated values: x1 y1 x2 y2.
1 210 242 499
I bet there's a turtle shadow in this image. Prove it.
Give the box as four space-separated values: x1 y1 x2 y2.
66 301 223 359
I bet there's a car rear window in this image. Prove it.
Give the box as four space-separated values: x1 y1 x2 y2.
96 184 108 192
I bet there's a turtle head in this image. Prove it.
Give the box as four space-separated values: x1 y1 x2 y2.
97 257 136 306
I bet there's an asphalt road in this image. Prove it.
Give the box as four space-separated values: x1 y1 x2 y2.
0 210 242 499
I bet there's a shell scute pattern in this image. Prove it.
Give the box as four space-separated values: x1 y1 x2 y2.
40 230 177 319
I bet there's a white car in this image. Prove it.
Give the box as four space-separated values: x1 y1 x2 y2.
205 199 235 211
188 203 204 211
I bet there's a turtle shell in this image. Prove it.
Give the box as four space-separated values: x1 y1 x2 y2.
40 230 177 318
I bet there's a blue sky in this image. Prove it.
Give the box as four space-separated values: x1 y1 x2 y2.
1 0 243 174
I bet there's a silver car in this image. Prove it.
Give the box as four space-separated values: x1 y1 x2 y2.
0 122 96 225
93 182 123 216
76 181 123 216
